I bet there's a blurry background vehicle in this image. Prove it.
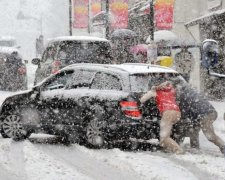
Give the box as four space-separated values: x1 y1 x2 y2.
0 36 20 49
32 36 113 84
0 47 27 91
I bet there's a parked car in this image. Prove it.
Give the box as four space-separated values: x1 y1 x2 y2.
32 36 113 84
0 63 191 148
0 47 27 91
0 36 19 48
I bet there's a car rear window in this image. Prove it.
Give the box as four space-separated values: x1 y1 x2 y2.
91 72 122 90
129 73 185 92
57 41 112 64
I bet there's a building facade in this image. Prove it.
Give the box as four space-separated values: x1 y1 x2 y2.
183 0 225 98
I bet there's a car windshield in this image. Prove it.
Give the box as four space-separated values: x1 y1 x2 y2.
130 73 185 92
0 41 14 47
57 41 112 64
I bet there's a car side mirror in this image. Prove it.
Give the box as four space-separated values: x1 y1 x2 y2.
202 40 219 69
32 58 41 65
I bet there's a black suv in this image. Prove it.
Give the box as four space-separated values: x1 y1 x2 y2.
0 63 189 147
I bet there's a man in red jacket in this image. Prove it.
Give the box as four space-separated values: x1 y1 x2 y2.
140 81 183 154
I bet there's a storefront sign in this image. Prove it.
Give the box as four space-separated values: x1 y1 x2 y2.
73 0 88 28
154 0 175 30
208 0 221 10
110 0 129 29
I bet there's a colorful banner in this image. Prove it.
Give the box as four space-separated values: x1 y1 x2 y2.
92 0 101 16
154 0 175 30
73 0 88 28
110 0 129 29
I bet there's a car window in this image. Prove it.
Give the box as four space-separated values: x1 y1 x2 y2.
41 70 74 91
66 70 96 89
91 72 122 90
130 73 185 92
0 41 14 47
56 41 112 64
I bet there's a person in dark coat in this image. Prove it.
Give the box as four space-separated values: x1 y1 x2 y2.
175 81 225 154
36 35 45 58
4 51 23 90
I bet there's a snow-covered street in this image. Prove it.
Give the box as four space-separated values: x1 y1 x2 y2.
0 0 225 179
0 89 224 180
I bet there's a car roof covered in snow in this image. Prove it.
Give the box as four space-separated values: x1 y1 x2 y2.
0 47 19 54
63 63 177 75
0 36 16 41
48 36 109 44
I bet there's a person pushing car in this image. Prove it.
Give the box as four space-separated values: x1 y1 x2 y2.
175 80 225 155
140 80 184 154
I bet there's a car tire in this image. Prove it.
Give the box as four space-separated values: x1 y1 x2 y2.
86 118 105 148
0 125 11 138
84 104 107 148
1 112 13 138
1 114 31 140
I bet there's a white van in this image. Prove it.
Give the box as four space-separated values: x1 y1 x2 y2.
32 36 113 84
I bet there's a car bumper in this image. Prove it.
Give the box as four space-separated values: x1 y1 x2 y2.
105 117 159 140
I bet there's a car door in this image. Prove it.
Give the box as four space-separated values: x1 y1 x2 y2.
38 70 74 125
60 69 96 125
89 72 129 120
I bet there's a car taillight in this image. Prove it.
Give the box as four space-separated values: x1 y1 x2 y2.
120 101 142 119
51 60 61 74
18 66 26 75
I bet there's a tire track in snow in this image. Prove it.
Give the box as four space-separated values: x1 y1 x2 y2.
34 143 140 180
153 152 220 180
22 141 92 180
65 145 199 180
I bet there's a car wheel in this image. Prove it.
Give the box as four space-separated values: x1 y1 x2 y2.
1 114 31 140
86 118 105 148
